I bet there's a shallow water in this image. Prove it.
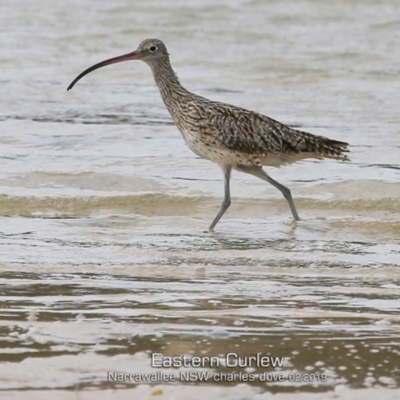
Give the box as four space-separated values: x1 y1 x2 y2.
1 0 400 398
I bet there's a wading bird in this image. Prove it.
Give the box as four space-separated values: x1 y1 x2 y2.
68 38 349 231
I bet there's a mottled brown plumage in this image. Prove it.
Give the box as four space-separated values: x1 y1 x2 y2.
68 38 350 231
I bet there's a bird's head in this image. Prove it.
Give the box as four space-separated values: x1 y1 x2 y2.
67 38 169 91
135 38 169 63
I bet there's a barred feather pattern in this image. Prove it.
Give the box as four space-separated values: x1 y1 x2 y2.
149 40 349 170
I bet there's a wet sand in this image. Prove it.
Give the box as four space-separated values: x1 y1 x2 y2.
1 0 400 398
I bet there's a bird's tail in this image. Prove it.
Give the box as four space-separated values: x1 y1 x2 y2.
296 130 350 161
314 136 350 161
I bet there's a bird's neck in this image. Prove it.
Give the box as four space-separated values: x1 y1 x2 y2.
150 58 189 111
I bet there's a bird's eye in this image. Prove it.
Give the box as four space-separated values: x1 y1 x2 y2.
149 45 157 52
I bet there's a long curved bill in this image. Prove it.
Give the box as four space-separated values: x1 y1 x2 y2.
67 51 140 91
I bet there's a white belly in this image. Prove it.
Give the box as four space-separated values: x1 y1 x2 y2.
180 128 260 166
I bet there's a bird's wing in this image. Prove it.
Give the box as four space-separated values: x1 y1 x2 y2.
194 101 348 159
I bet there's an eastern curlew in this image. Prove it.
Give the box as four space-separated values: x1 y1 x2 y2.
68 38 349 231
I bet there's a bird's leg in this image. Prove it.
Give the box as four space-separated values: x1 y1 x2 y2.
209 165 232 231
235 165 300 221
